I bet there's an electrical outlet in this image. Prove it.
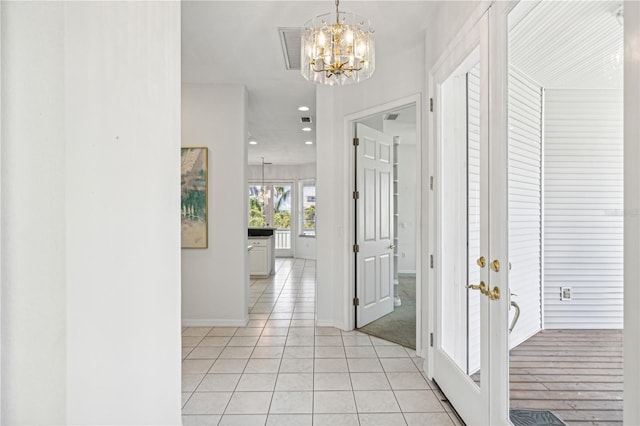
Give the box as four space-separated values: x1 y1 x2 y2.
561 287 572 301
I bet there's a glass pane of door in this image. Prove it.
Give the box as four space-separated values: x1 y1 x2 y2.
272 185 292 250
249 184 267 227
439 50 483 388
301 182 316 236
466 63 482 383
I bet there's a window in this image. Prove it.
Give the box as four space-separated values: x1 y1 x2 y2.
300 181 316 236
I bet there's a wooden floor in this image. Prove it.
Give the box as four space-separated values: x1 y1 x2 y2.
510 329 623 426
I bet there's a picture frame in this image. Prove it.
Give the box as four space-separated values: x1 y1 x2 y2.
181 147 208 249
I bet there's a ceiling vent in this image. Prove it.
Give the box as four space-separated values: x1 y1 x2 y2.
300 117 313 123
279 27 303 70
384 113 399 121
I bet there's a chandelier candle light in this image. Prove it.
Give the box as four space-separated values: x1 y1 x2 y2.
301 0 375 85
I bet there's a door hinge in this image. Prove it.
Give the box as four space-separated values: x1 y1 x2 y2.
353 297 360 306
429 176 434 190
353 190 360 200
430 332 434 347
353 244 360 253
353 137 360 146
430 254 434 269
430 98 434 112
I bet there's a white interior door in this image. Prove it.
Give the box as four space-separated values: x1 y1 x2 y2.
355 123 395 328
430 8 510 425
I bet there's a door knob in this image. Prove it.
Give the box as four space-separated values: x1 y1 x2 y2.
491 259 500 272
486 286 501 300
388 244 396 249
477 256 486 268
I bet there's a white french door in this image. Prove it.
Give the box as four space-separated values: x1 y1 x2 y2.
248 182 294 257
430 5 510 425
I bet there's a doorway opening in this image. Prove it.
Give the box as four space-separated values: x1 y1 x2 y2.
351 102 420 350
506 1 624 424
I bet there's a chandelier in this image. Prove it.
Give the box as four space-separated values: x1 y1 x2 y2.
301 0 375 85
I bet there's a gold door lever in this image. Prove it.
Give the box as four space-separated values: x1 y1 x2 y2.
467 282 487 292
466 281 501 300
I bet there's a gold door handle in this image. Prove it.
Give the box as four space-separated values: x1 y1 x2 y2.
466 281 501 300
466 281 487 292
491 259 500 272
477 256 486 268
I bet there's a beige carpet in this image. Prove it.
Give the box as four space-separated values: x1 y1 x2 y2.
359 274 416 349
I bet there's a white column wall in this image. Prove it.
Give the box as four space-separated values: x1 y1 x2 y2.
64 4 182 423
315 87 341 327
2 2 182 424
1 3 67 423
182 84 249 327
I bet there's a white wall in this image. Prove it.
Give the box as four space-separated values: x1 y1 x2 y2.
2 2 182 424
316 42 425 329
182 84 249 327
248 163 316 260
543 89 624 329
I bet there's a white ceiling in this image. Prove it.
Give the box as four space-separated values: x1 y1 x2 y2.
182 1 438 165
182 1 624 166
510 0 624 89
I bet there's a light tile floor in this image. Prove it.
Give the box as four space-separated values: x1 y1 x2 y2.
182 259 463 426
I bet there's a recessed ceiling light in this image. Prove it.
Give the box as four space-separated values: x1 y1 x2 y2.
302 127 312 132
305 141 314 145
298 106 310 111
249 140 258 145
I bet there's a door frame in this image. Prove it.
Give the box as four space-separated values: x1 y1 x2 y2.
625 1 640 424
344 93 423 355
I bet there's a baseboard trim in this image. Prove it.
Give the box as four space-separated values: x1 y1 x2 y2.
182 317 249 327
315 319 334 328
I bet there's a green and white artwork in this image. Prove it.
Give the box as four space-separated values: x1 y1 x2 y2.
181 147 208 249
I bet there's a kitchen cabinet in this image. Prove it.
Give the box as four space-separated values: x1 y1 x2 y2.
248 236 274 277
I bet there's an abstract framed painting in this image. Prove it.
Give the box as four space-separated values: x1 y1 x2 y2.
181 147 208 249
